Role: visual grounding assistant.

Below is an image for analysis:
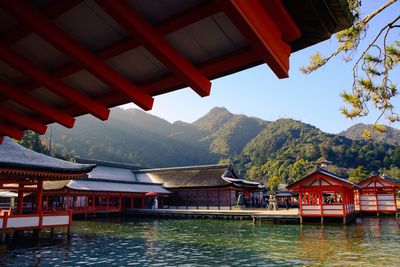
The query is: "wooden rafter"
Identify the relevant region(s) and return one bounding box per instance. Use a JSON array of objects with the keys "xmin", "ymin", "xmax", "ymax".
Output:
[
  {"xmin": 2, "ymin": 0, "xmax": 82, "ymax": 44},
  {"xmin": 0, "ymin": 80, "xmax": 75, "ymax": 128},
  {"xmin": 0, "ymin": 123, "xmax": 24, "ymax": 139},
  {"xmin": 0, "ymin": 105, "xmax": 47, "ymax": 134},
  {"xmin": 38, "ymin": 48, "xmax": 260, "ymax": 123},
  {"xmin": 259, "ymin": 0, "xmax": 301, "ymax": 43},
  {"xmin": 0, "ymin": 1, "xmax": 220, "ymax": 103},
  {"xmin": 217, "ymin": 0, "xmax": 292, "ymax": 78},
  {"xmin": 96, "ymin": 0, "xmax": 211, "ymax": 97},
  {"xmin": 0, "ymin": 41, "xmax": 110, "ymax": 121},
  {"xmin": 1, "ymin": 0, "xmax": 154, "ymax": 111}
]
